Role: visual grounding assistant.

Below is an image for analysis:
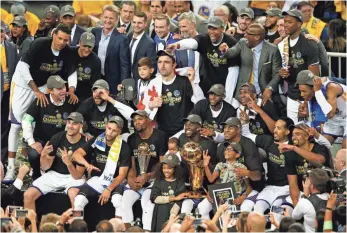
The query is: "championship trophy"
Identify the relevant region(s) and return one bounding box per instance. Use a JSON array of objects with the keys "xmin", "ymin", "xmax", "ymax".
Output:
[
  {"xmin": 181, "ymin": 141, "xmax": 205, "ymax": 198},
  {"xmin": 137, "ymin": 143, "xmax": 152, "ymax": 175}
]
